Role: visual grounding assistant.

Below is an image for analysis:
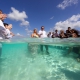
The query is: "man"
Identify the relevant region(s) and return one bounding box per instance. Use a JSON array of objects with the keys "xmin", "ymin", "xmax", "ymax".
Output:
[
  {"xmin": 38, "ymin": 26, "xmax": 47, "ymax": 38},
  {"xmin": 0, "ymin": 10, "xmax": 7, "ymax": 57},
  {"xmin": 0, "ymin": 10, "xmax": 7, "ymax": 39},
  {"xmin": 38, "ymin": 26, "xmax": 49, "ymax": 54},
  {"xmin": 66, "ymin": 27, "xmax": 72, "ymax": 37}
]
